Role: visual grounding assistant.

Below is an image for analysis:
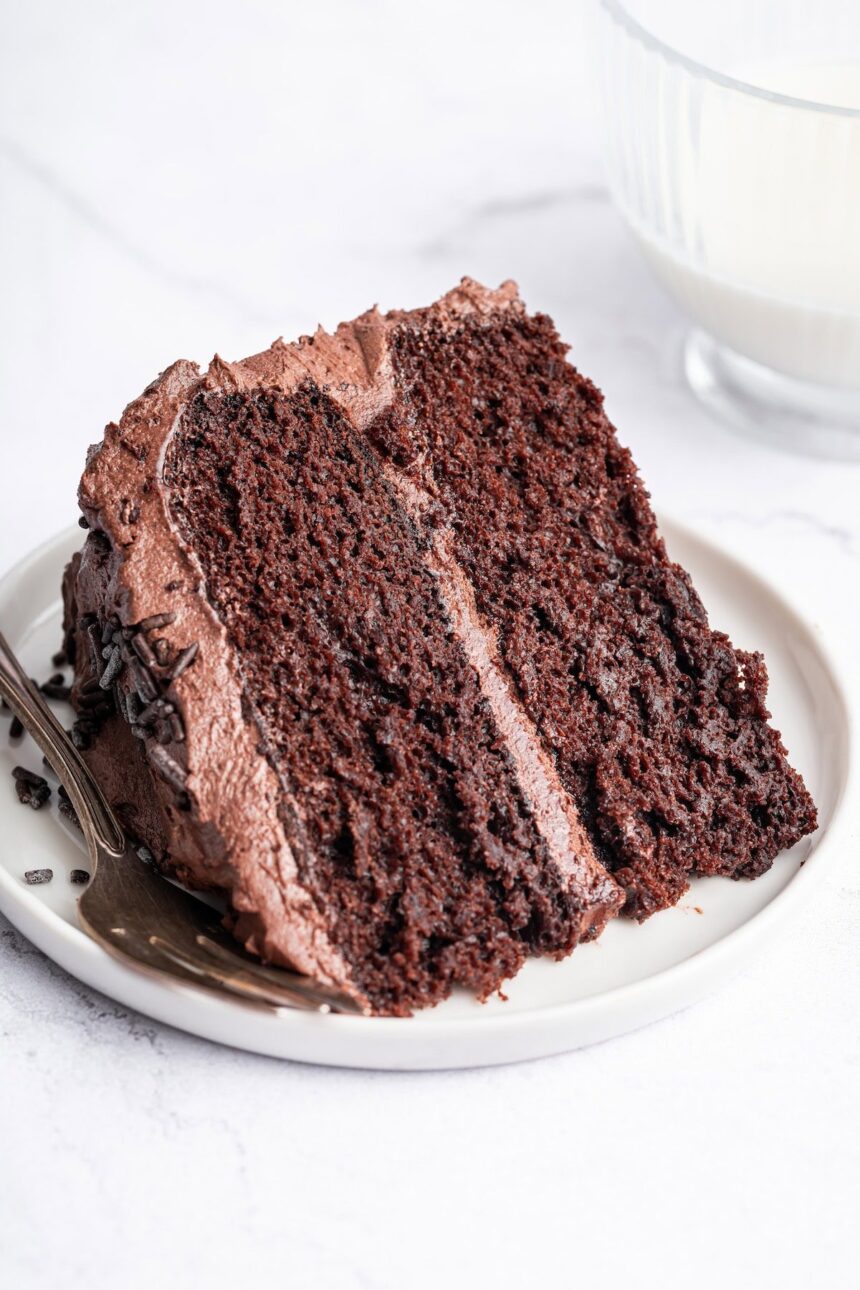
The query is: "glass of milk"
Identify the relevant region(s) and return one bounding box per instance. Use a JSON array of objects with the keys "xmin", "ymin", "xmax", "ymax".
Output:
[{"xmin": 597, "ymin": 0, "xmax": 860, "ymax": 459}]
